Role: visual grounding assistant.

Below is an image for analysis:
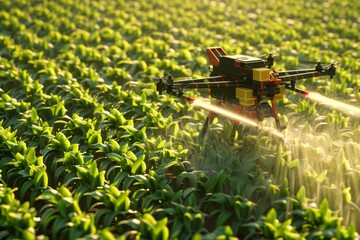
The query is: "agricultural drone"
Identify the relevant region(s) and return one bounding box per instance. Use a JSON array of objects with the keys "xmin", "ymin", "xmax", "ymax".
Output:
[{"xmin": 156, "ymin": 47, "xmax": 336, "ymax": 135}]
